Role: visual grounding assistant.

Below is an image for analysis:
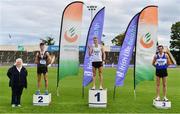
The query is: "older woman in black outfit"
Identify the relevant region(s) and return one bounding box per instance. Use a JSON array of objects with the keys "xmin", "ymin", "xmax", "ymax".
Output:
[{"xmin": 7, "ymin": 58, "xmax": 28, "ymax": 107}]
